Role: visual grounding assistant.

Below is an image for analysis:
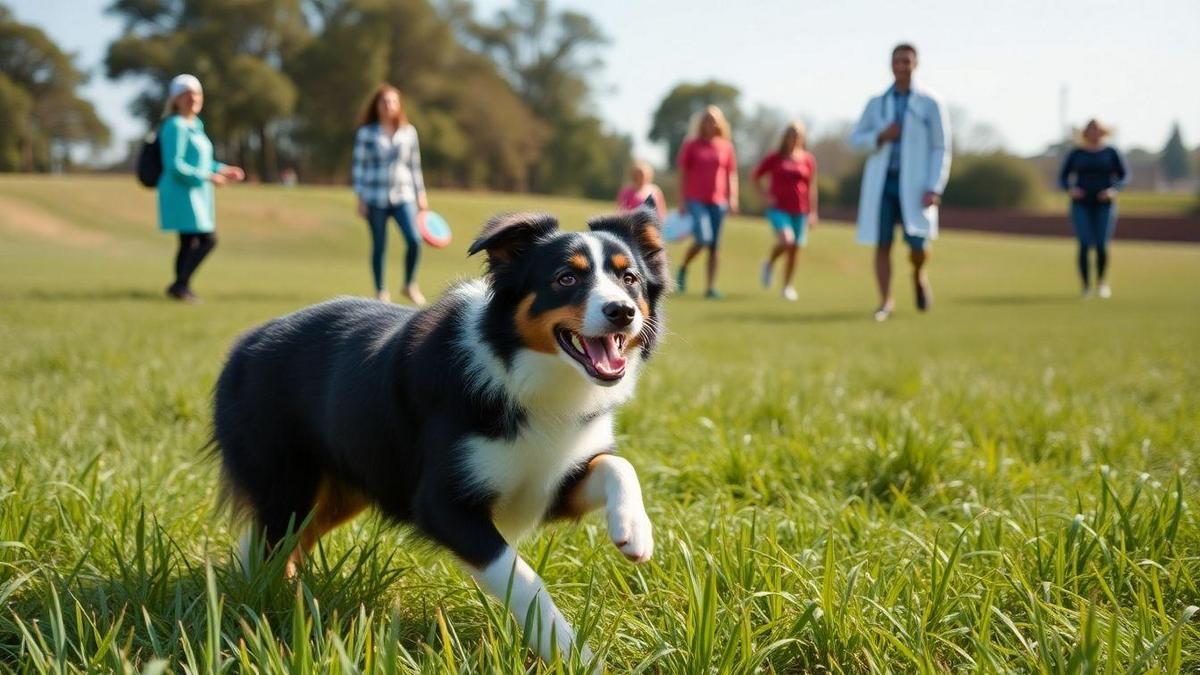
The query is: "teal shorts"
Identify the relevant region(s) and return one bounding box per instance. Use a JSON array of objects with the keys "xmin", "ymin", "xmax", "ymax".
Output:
[{"xmin": 767, "ymin": 208, "xmax": 808, "ymax": 246}]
